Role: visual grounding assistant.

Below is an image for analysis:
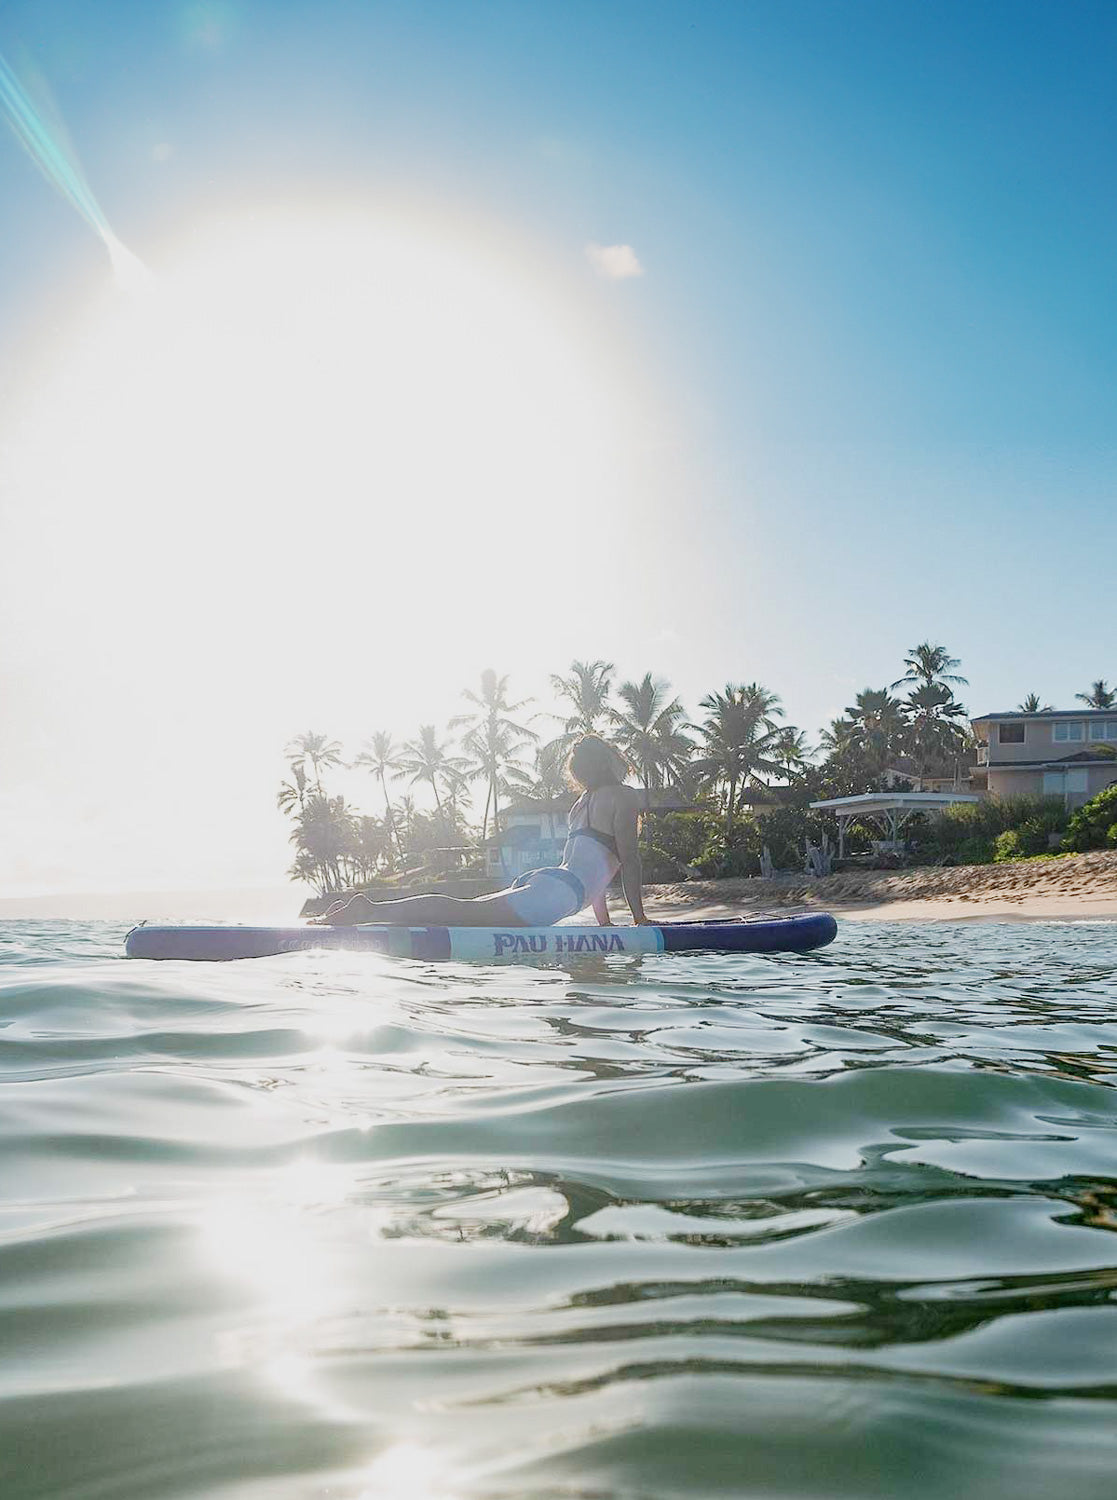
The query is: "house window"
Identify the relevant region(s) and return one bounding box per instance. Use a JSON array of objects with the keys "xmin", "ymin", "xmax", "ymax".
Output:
[
  {"xmin": 1053, "ymin": 722, "xmax": 1084, "ymax": 742},
  {"xmin": 1045, "ymin": 770, "xmax": 1090, "ymax": 794},
  {"xmin": 1088, "ymin": 720, "xmax": 1117, "ymax": 741},
  {"xmin": 997, "ymin": 723, "xmax": 1025, "ymax": 744}
]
